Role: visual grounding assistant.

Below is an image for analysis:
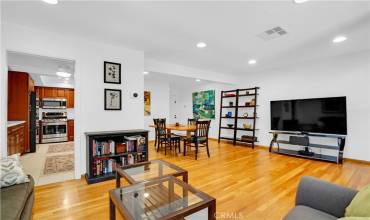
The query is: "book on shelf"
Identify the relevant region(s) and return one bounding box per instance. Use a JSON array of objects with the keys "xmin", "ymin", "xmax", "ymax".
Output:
[
  {"xmin": 92, "ymin": 140, "xmax": 115, "ymax": 156},
  {"xmin": 93, "ymin": 158, "xmax": 116, "ymax": 176},
  {"xmin": 91, "ymin": 135, "xmax": 147, "ymax": 173},
  {"xmin": 119, "ymin": 153, "xmax": 147, "ymax": 166},
  {"xmin": 92, "ymin": 135, "xmax": 147, "ymax": 157}
]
